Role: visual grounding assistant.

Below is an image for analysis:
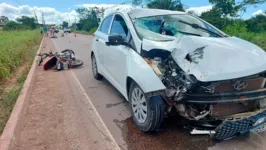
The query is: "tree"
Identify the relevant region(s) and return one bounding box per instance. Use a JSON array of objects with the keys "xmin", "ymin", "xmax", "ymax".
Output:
[
  {"xmin": 16, "ymin": 16, "xmax": 37, "ymax": 29},
  {"xmin": 75, "ymin": 8, "xmax": 99, "ymax": 32},
  {"xmin": 209, "ymin": 0, "xmax": 266, "ymax": 17},
  {"xmin": 245, "ymin": 14, "xmax": 266, "ymax": 32},
  {"xmin": 132, "ymin": 0, "xmax": 184, "ymax": 11},
  {"xmin": 132, "ymin": 0, "xmax": 143, "ymax": 6},
  {"xmin": 3, "ymin": 21, "xmax": 26, "ymax": 30},
  {"xmin": 200, "ymin": 8, "xmax": 228, "ymax": 30},
  {"xmin": 0, "ymin": 16, "xmax": 9, "ymax": 24},
  {"xmin": 62, "ymin": 21, "xmax": 69, "ymax": 28},
  {"xmin": 209, "ymin": 0, "xmax": 237, "ymax": 17}
]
